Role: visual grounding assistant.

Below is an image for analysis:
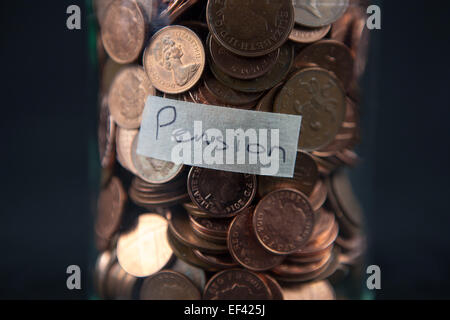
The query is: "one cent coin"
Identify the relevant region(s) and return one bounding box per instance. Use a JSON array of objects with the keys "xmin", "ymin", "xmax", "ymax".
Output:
[
  {"xmin": 253, "ymin": 189, "xmax": 315, "ymax": 255},
  {"xmin": 108, "ymin": 66, "xmax": 155, "ymax": 129},
  {"xmin": 294, "ymin": 40, "xmax": 355, "ymax": 89},
  {"xmin": 206, "ymin": 0, "xmax": 294, "ymax": 57},
  {"xmin": 203, "ymin": 71, "xmax": 263, "ymax": 106},
  {"xmin": 260, "ymin": 274, "xmax": 284, "ymax": 300},
  {"xmin": 131, "ymin": 135, "xmax": 184, "ymax": 184},
  {"xmin": 115, "ymin": 127, "xmax": 139, "ymax": 174},
  {"xmin": 203, "ymin": 269, "xmax": 272, "ymax": 300},
  {"xmin": 209, "ymin": 43, "xmax": 294, "ymax": 93},
  {"xmin": 96, "ymin": 177, "xmax": 127, "ymax": 240},
  {"xmin": 187, "ymin": 167, "xmax": 257, "ymax": 218},
  {"xmin": 289, "ymin": 24, "xmax": 331, "ymax": 43},
  {"xmin": 209, "ymin": 35, "xmax": 280, "ymax": 80},
  {"xmin": 140, "ymin": 270, "xmax": 201, "ymax": 300},
  {"xmin": 274, "ymin": 67, "xmax": 346, "ymax": 151},
  {"xmin": 228, "ymin": 211, "xmax": 285, "ymax": 271},
  {"xmin": 168, "ymin": 207, "xmax": 229, "ymax": 253},
  {"xmin": 143, "ymin": 25, "xmax": 206, "ymax": 94},
  {"xmin": 117, "ymin": 214, "xmax": 173, "ymax": 277},
  {"xmin": 293, "ymin": 0, "xmax": 349, "ymax": 28},
  {"xmin": 101, "ymin": 0, "xmax": 147, "ymax": 64}
]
